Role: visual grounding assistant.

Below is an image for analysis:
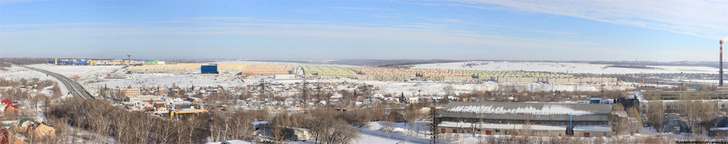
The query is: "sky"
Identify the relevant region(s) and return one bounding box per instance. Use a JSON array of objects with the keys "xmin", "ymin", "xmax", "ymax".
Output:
[{"xmin": 1, "ymin": 0, "xmax": 727, "ymax": 61}]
